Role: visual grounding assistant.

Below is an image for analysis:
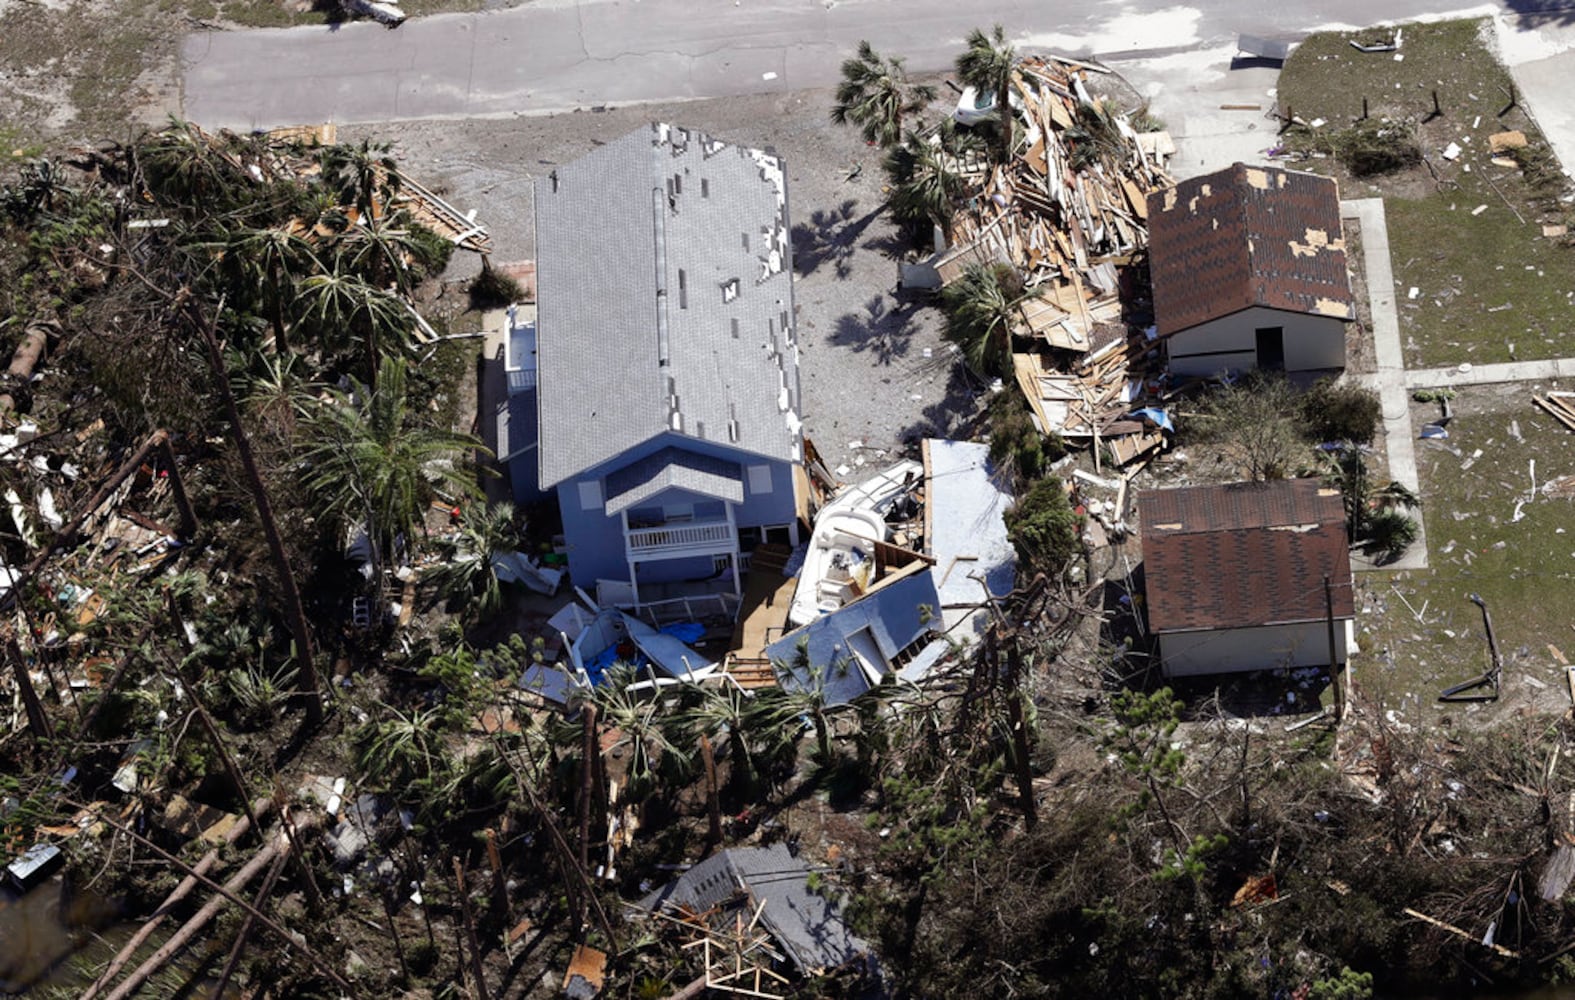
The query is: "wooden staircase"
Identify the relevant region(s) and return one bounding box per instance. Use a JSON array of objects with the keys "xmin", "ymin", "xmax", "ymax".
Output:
[
  {"xmin": 721, "ymin": 543, "xmax": 796, "ymax": 691},
  {"xmin": 722, "ymin": 654, "xmax": 780, "ymax": 690}
]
